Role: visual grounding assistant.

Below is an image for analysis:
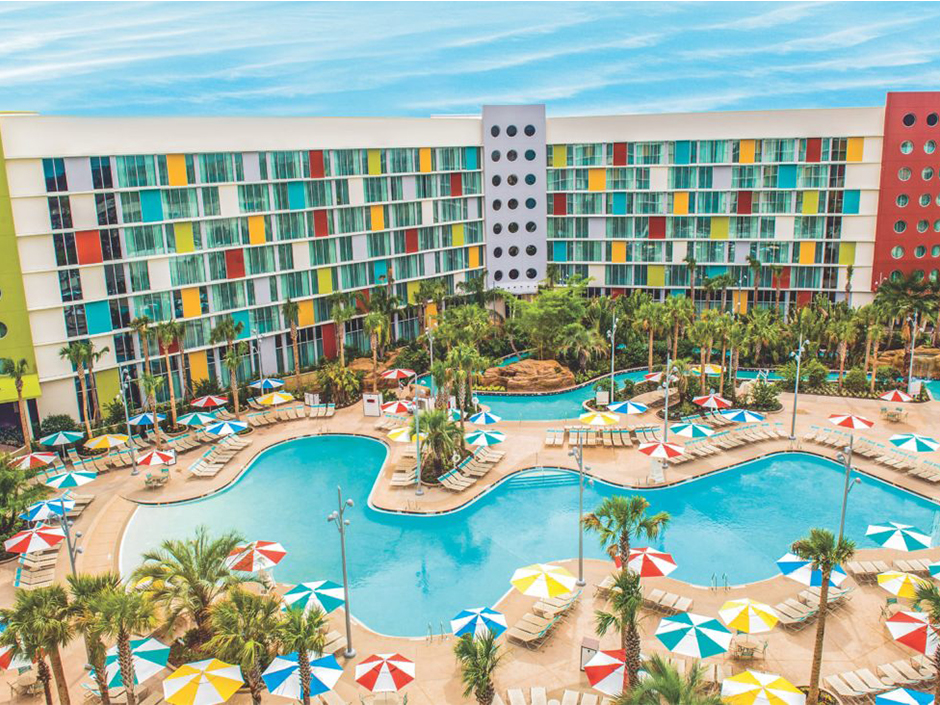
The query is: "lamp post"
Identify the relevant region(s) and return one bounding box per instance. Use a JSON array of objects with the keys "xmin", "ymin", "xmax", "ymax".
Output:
[
  {"xmin": 413, "ymin": 374, "xmax": 423, "ymax": 497},
  {"xmin": 252, "ymin": 327, "xmax": 264, "ymax": 379},
  {"xmin": 427, "ymin": 329, "xmax": 435, "ymax": 404},
  {"xmin": 327, "ymin": 487, "xmax": 356, "ymax": 659},
  {"xmin": 660, "ymin": 358, "xmax": 680, "ymax": 472},
  {"xmin": 607, "ymin": 311, "xmax": 617, "ymax": 401},
  {"xmin": 789, "ymin": 334, "xmax": 806, "ymax": 441},
  {"xmin": 568, "ymin": 435, "xmax": 590, "ymax": 587},
  {"xmin": 835, "ymin": 439, "xmax": 861, "ymax": 542},
  {"xmin": 907, "ymin": 311, "xmax": 919, "ymax": 396},
  {"xmin": 120, "ymin": 371, "xmax": 140, "ymax": 476}
]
